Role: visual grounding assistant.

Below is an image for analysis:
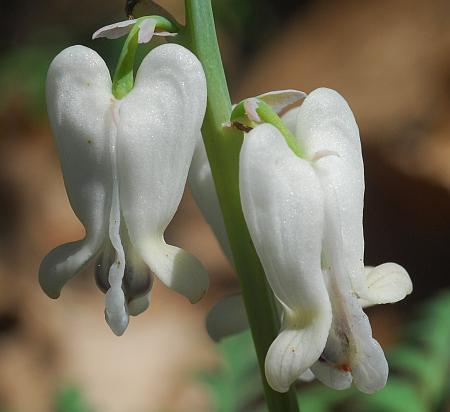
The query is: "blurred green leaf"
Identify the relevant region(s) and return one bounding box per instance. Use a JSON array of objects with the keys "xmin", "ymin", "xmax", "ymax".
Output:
[
  {"xmin": 201, "ymin": 330, "xmax": 264, "ymax": 412},
  {"xmin": 55, "ymin": 386, "xmax": 95, "ymax": 412},
  {"xmin": 0, "ymin": 45, "xmax": 59, "ymax": 116},
  {"xmin": 201, "ymin": 291, "xmax": 450, "ymax": 412}
]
